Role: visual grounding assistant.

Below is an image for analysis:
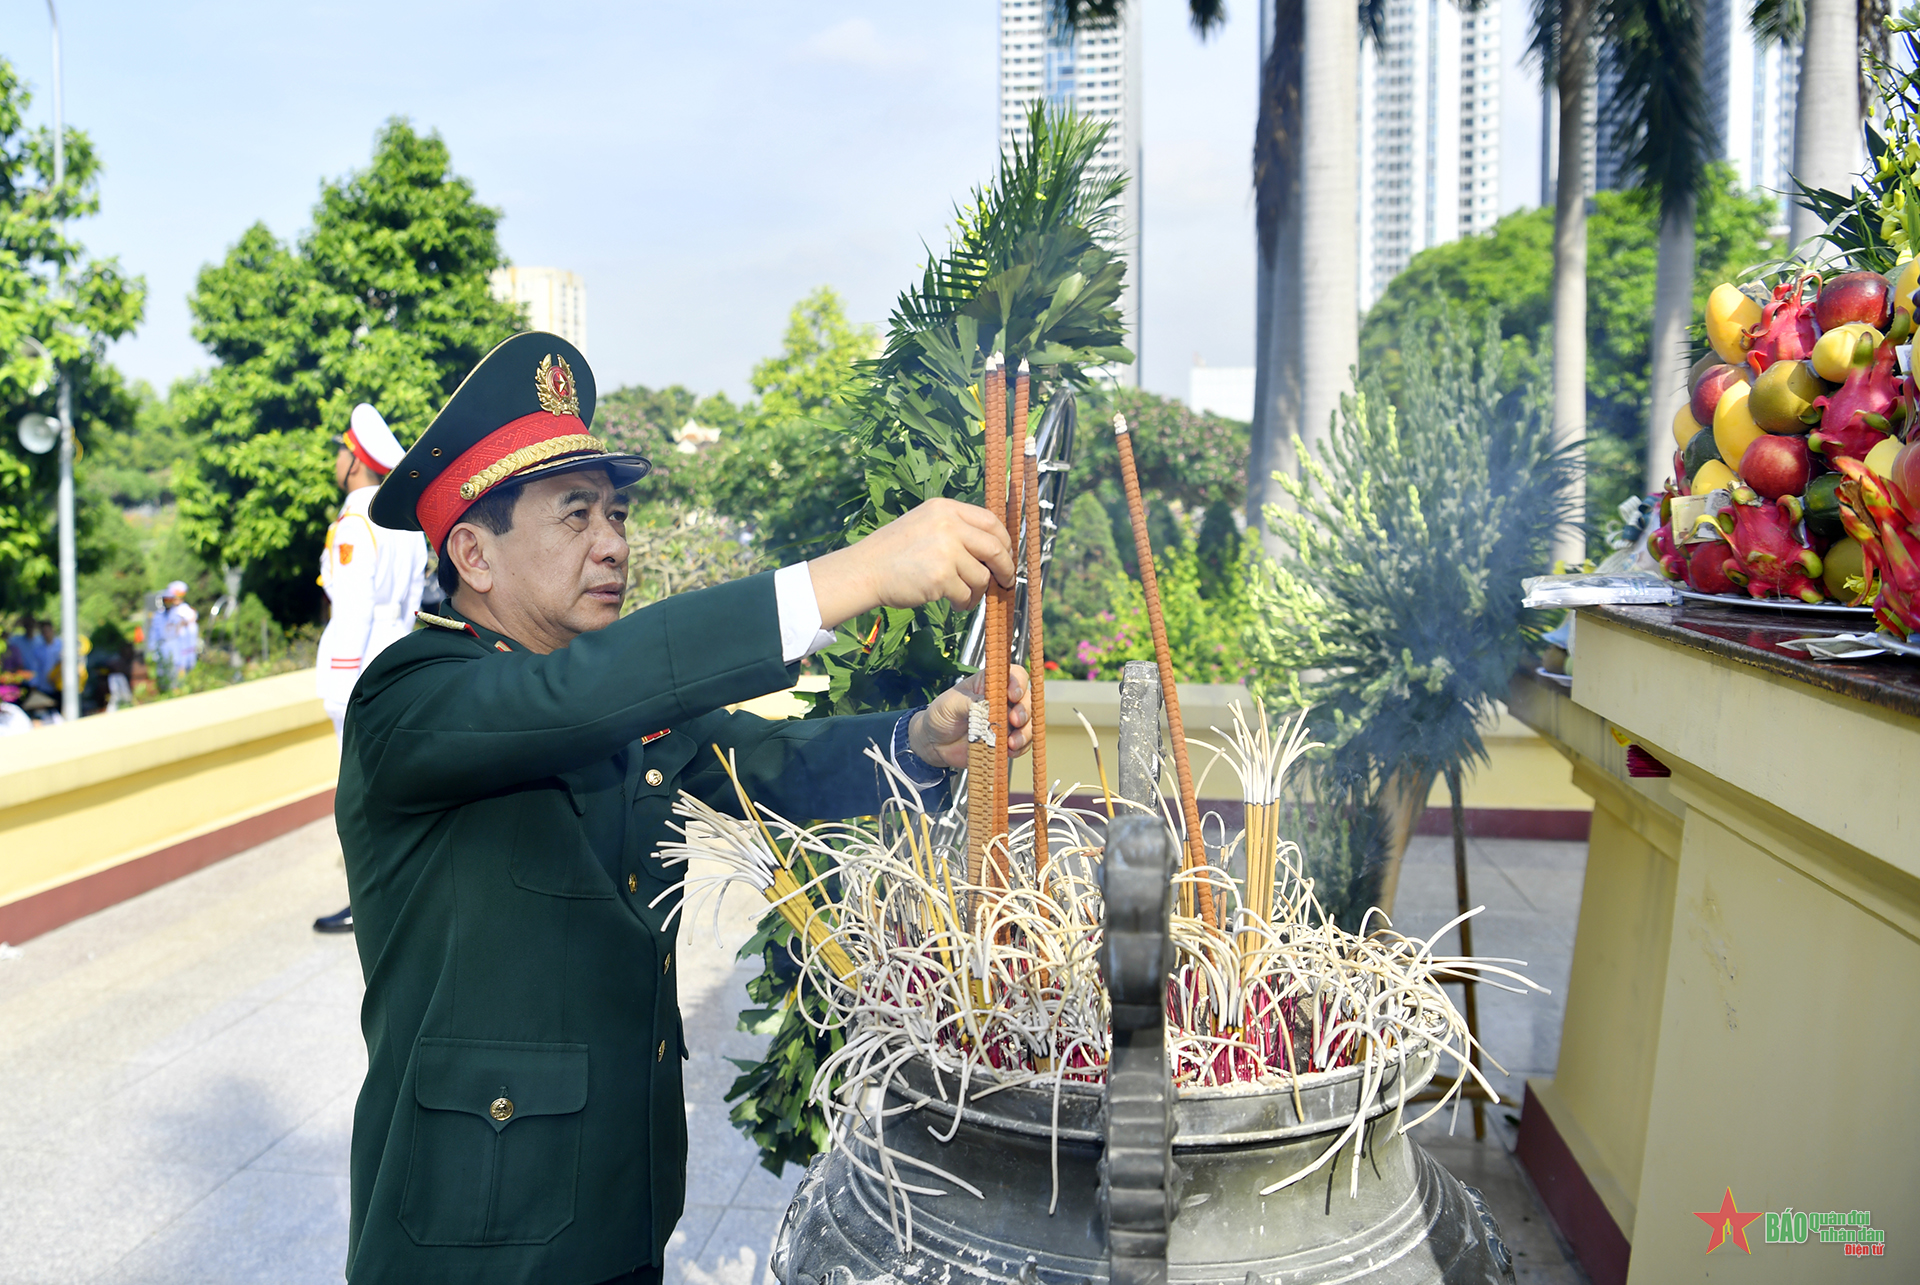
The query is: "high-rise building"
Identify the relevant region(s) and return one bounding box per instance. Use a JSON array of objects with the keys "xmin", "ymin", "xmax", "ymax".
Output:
[
  {"xmin": 490, "ymin": 267, "xmax": 589, "ymax": 352},
  {"xmin": 998, "ymin": 0, "xmax": 1142, "ymax": 383},
  {"xmin": 1358, "ymin": 0, "xmax": 1504, "ymax": 310},
  {"xmin": 1701, "ymin": 0, "xmax": 1799, "ymax": 225}
]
